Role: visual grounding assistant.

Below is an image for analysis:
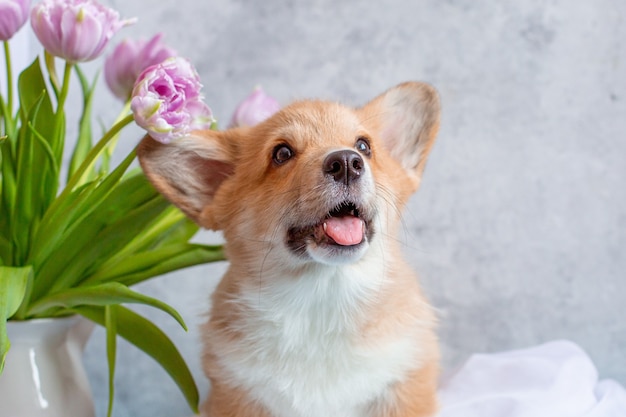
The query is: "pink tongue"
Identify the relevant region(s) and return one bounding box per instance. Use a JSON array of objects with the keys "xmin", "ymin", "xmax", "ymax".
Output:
[{"xmin": 324, "ymin": 216, "xmax": 364, "ymax": 246}]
